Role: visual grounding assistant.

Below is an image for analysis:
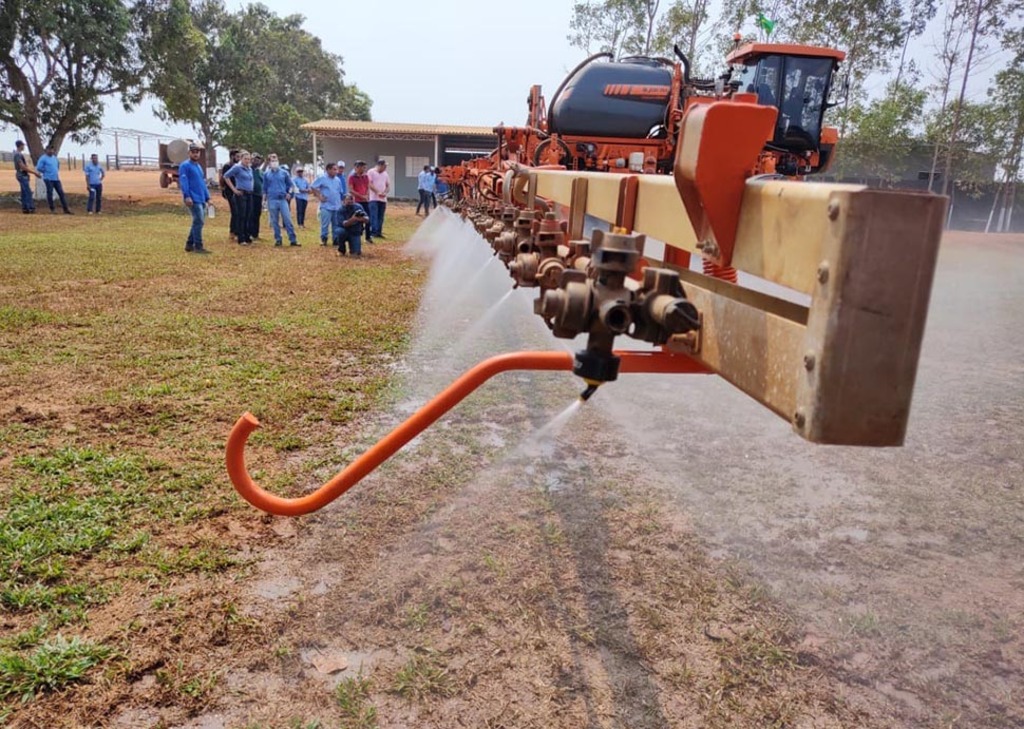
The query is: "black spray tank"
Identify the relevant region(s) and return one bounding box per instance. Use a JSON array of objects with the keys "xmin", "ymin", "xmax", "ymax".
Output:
[{"xmin": 549, "ymin": 55, "xmax": 673, "ymax": 139}]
